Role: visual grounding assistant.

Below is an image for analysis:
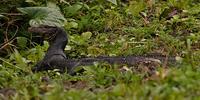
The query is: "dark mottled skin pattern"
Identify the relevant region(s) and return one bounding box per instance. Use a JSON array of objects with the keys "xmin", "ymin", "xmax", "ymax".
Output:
[
  {"xmin": 29, "ymin": 26, "xmax": 71, "ymax": 72},
  {"xmin": 29, "ymin": 26, "xmax": 176, "ymax": 74}
]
